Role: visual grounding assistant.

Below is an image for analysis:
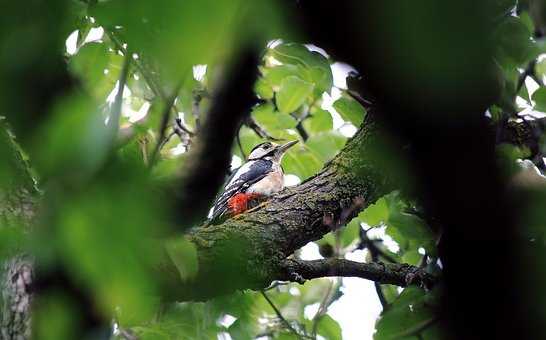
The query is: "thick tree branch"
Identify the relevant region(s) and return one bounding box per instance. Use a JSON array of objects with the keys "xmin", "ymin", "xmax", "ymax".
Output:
[
  {"xmin": 157, "ymin": 115, "xmax": 400, "ymax": 301},
  {"xmin": 279, "ymin": 259, "xmax": 436, "ymax": 289}
]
